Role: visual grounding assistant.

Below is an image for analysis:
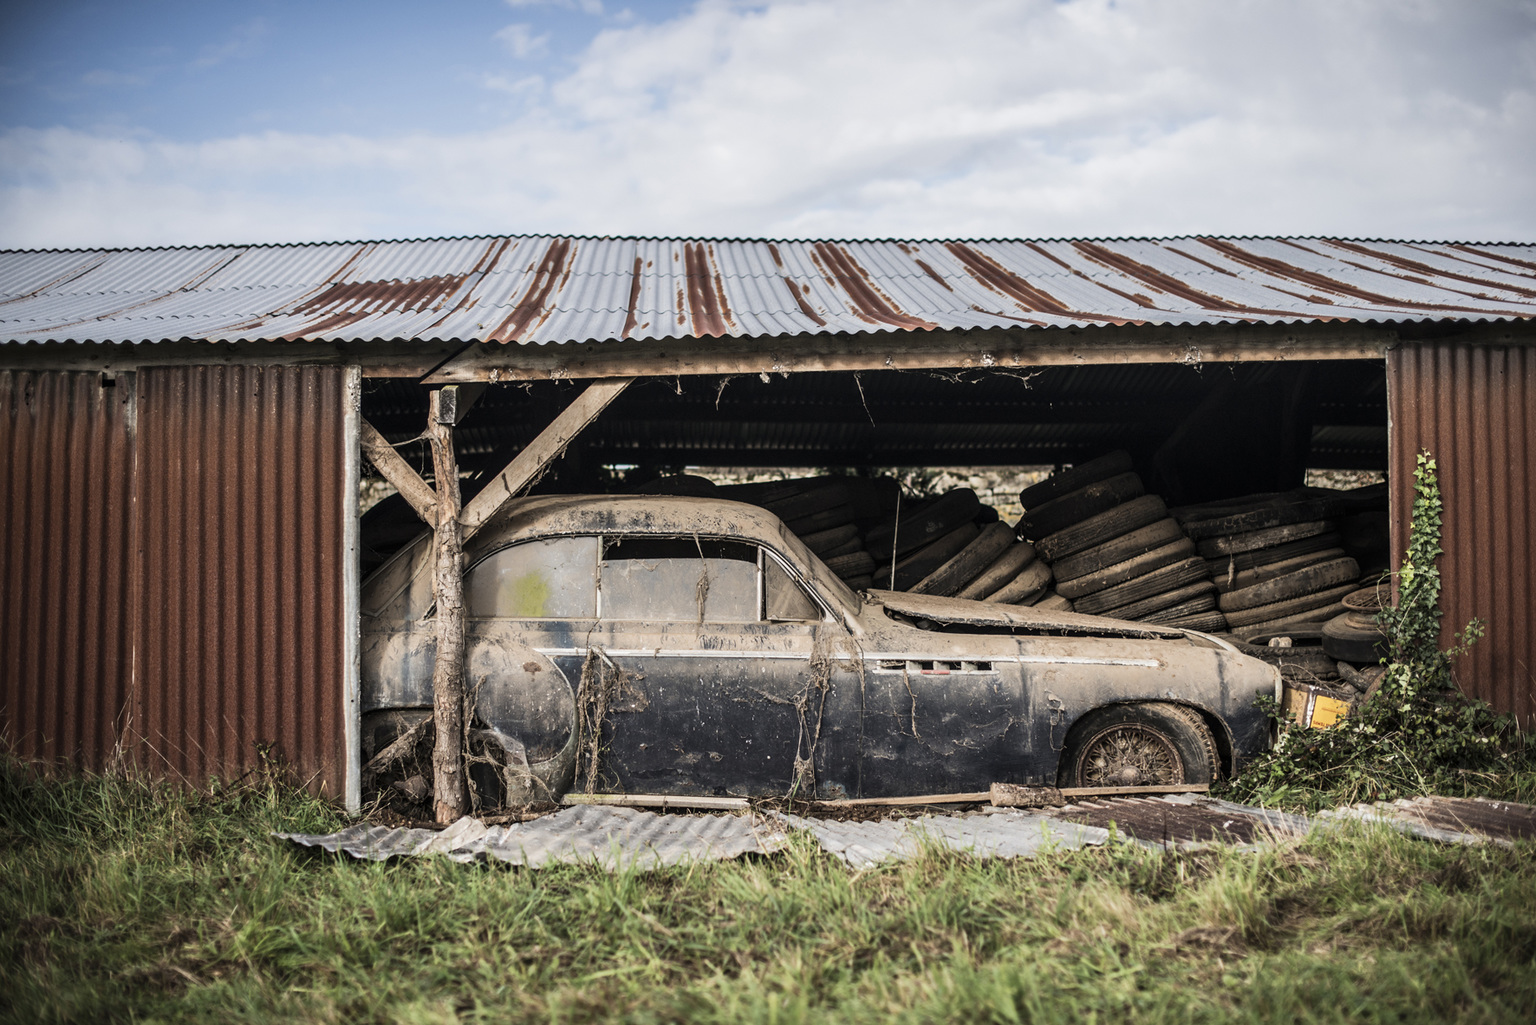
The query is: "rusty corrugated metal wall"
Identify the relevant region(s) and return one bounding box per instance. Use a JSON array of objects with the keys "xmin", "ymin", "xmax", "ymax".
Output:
[
  {"xmin": 1, "ymin": 366, "xmax": 348, "ymax": 793},
  {"xmin": 1388, "ymin": 341, "xmax": 1536, "ymax": 725},
  {"xmin": 1, "ymin": 371, "xmax": 136, "ymax": 768}
]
